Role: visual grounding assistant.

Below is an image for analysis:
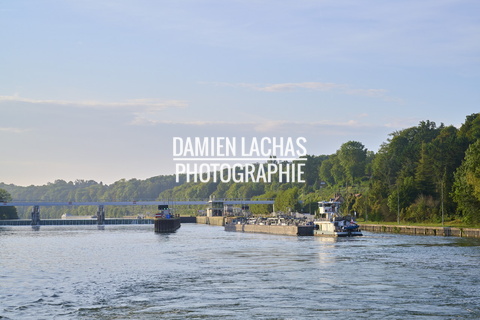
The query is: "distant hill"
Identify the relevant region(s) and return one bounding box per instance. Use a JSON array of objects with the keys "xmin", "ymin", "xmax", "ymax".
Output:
[{"xmin": 2, "ymin": 113, "xmax": 480, "ymax": 224}]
